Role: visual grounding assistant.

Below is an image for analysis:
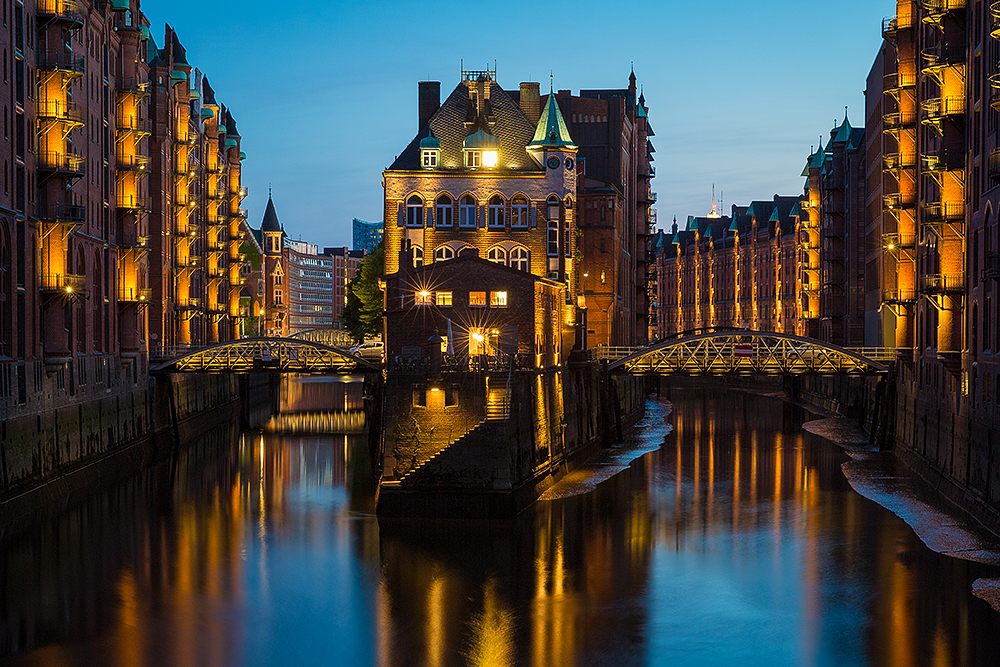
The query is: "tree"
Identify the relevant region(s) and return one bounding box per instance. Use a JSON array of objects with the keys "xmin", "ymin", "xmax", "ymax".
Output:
[{"xmin": 341, "ymin": 239, "xmax": 384, "ymax": 343}]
